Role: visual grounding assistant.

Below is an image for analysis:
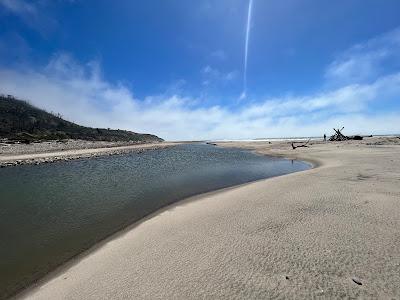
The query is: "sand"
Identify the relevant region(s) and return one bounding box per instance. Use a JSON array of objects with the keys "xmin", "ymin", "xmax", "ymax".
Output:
[
  {"xmin": 17, "ymin": 137, "xmax": 400, "ymax": 299},
  {"xmin": 0, "ymin": 140, "xmax": 180, "ymax": 167}
]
